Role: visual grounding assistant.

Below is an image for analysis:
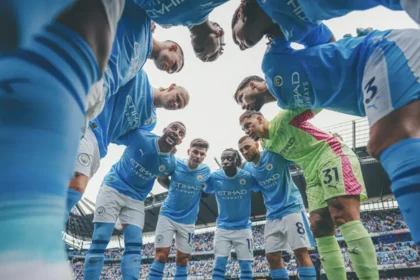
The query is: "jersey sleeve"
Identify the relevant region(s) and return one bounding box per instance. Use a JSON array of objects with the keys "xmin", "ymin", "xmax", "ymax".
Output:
[
  {"xmin": 299, "ymin": 23, "xmax": 333, "ymax": 47},
  {"xmin": 203, "ymin": 174, "xmax": 215, "ymax": 194}
]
